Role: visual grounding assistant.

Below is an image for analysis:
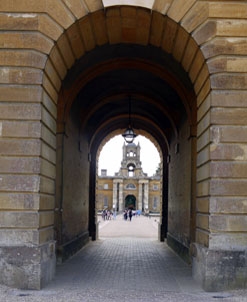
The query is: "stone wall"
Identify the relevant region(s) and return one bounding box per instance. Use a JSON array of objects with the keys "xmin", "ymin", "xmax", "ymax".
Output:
[
  {"xmin": 0, "ymin": 0, "xmax": 247, "ymax": 291},
  {"xmin": 57, "ymin": 109, "xmax": 90, "ymax": 262},
  {"xmin": 167, "ymin": 118, "xmax": 193, "ymax": 263}
]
